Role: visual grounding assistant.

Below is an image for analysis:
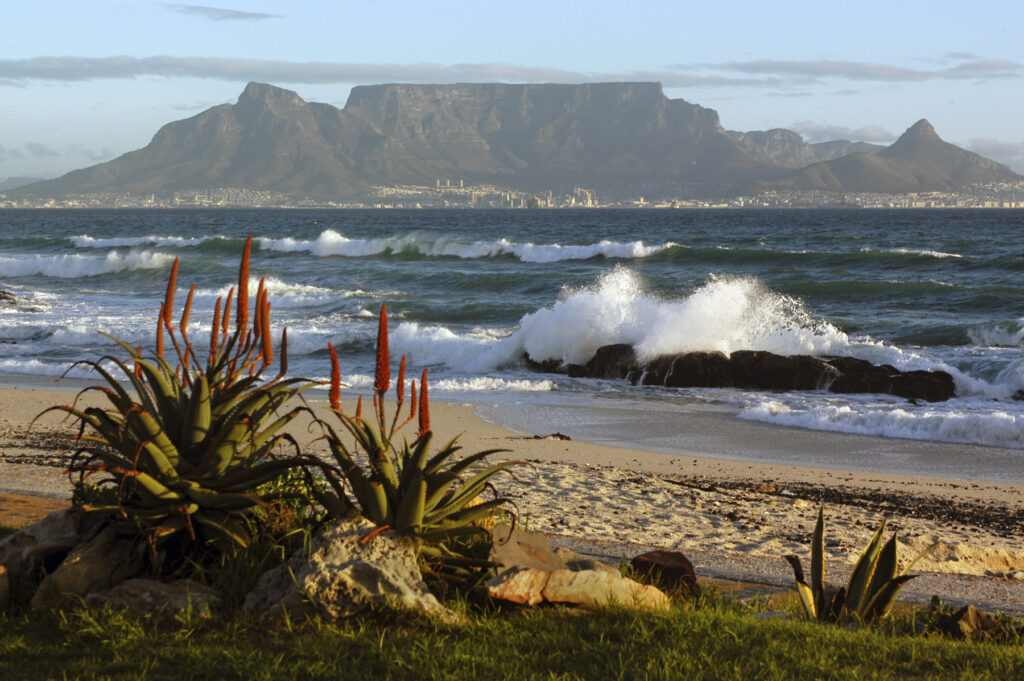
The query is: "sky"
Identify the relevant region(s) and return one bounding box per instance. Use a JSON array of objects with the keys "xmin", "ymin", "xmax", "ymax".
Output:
[{"xmin": 3, "ymin": 0, "xmax": 1024, "ymax": 180}]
